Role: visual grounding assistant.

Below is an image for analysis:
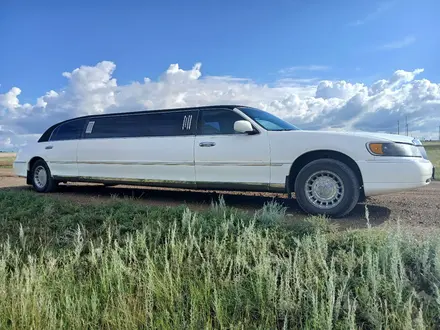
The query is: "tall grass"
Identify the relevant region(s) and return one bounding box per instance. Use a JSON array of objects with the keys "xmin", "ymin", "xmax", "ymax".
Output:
[{"xmin": 0, "ymin": 190, "xmax": 440, "ymax": 329}]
